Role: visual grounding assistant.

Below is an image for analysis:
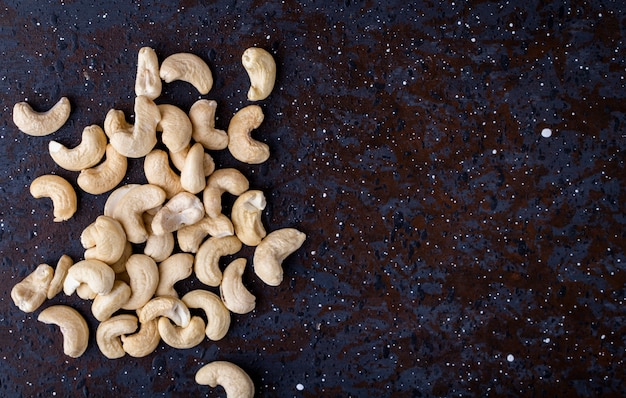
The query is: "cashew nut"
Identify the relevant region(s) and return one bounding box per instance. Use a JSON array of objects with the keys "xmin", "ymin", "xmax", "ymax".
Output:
[
  {"xmin": 170, "ymin": 144, "xmax": 215, "ymax": 176},
  {"xmin": 110, "ymin": 241, "xmax": 132, "ymax": 274},
  {"xmin": 189, "ymin": 99, "xmax": 228, "ymax": 150},
  {"xmin": 159, "ymin": 52, "xmax": 213, "ymax": 94},
  {"xmin": 158, "ymin": 316, "xmax": 206, "ymax": 349},
  {"xmin": 13, "ymin": 97, "xmax": 71, "ymax": 136},
  {"xmin": 30, "ymin": 174, "xmax": 77, "ymax": 222},
  {"xmin": 103, "ymin": 184, "xmax": 140, "ymax": 218},
  {"xmin": 231, "ymin": 190, "xmax": 267, "ymax": 246},
  {"xmin": 81, "ymin": 216, "xmax": 127, "ymax": 265},
  {"xmin": 157, "ymin": 104, "xmax": 192, "ymax": 153},
  {"xmin": 180, "ymin": 142, "xmax": 207, "ymax": 194},
  {"xmin": 11, "ymin": 263, "xmax": 54, "ymax": 313},
  {"xmin": 63, "ymin": 259, "xmax": 115, "ymax": 296},
  {"xmin": 96, "ymin": 314, "xmax": 138, "ymax": 359},
  {"xmin": 37, "ymin": 305, "xmax": 89, "ymax": 358},
  {"xmin": 91, "ymin": 280, "xmax": 132, "ymax": 322},
  {"xmin": 203, "ymin": 168, "xmax": 249, "ymax": 218},
  {"xmin": 77, "ymin": 144, "xmax": 128, "ymax": 195},
  {"xmin": 135, "ymin": 46, "xmax": 162, "ymax": 100},
  {"xmin": 220, "ymin": 258, "xmax": 255, "ymax": 314},
  {"xmin": 137, "ymin": 296, "xmax": 191, "ymax": 327},
  {"xmin": 182, "ymin": 290, "xmax": 230, "ymax": 341},
  {"xmin": 151, "ymin": 192, "xmax": 204, "ymax": 235},
  {"xmin": 121, "ymin": 254, "xmax": 159, "ymax": 310},
  {"xmin": 195, "ymin": 361, "xmax": 254, "ymax": 398},
  {"xmin": 156, "ymin": 253, "xmax": 194, "ymax": 298},
  {"xmin": 144, "ymin": 149, "xmax": 184, "ymax": 199},
  {"xmin": 47, "ymin": 254, "xmax": 73, "ymax": 299},
  {"xmin": 111, "ymin": 184, "xmax": 166, "ymax": 244},
  {"xmin": 253, "ymin": 228, "xmax": 306, "ymax": 286},
  {"xmin": 195, "ymin": 235, "xmax": 242, "ymax": 287},
  {"xmin": 121, "ymin": 318, "xmax": 160, "ymax": 358},
  {"xmin": 177, "ymin": 214, "xmax": 234, "ymax": 253},
  {"xmin": 107, "ymin": 95, "xmax": 161, "ymax": 158},
  {"xmin": 242, "ymin": 47, "xmax": 276, "ymax": 101},
  {"xmin": 143, "ymin": 212, "xmax": 175, "ymax": 262},
  {"xmin": 48, "ymin": 124, "xmax": 107, "ymax": 171},
  {"xmin": 227, "ymin": 105, "xmax": 269, "ymax": 164}
]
